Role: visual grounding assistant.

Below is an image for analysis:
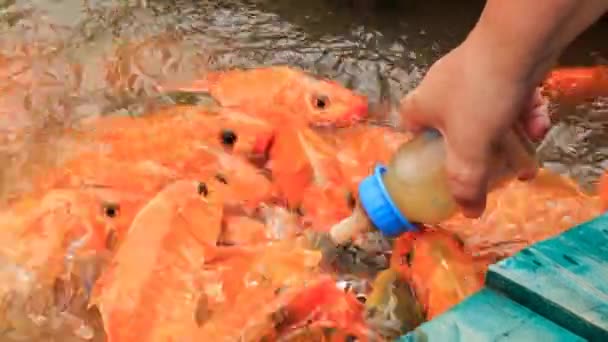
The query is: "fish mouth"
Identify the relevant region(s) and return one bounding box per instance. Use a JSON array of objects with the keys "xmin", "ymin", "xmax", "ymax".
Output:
[
  {"xmin": 340, "ymin": 101, "xmax": 370, "ymax": 126},
  {"xmin": 248, "ymin": 133, "xmax": 275, "ymax": 168},
  {"xmin": 311, "ymin": 100, "xmax": 370, "ymax": 128}
]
